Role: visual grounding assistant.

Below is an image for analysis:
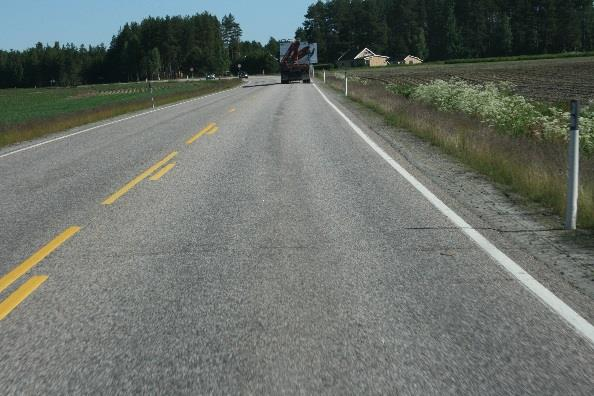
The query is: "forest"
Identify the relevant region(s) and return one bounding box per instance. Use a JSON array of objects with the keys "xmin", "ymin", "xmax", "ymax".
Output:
[
  {"xmin": 2, "ymin": 1, "xmax": 594, "ymax": 88},
  {"xmin": 297, "ymin": 0, "xmax": 594, "ymax": 63},
  {"xmin": 0, "ymin": 12, "xmax": 279, "ymax": 88}
]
